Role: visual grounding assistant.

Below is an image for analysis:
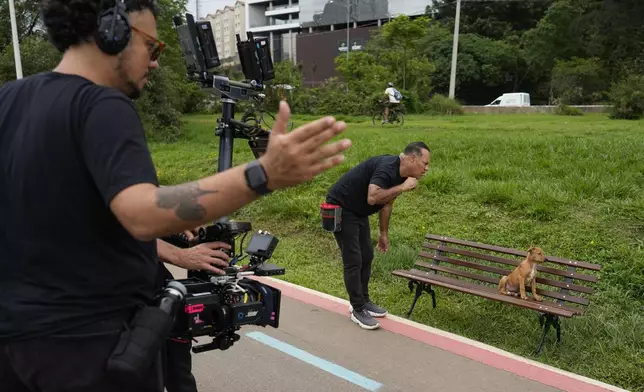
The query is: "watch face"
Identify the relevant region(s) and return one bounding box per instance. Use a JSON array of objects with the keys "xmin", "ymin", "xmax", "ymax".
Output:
[
  {"xmin": 246, "ymin": 161, "xmax": 269, "ymax": 194},
  {"xmin": 250, "ymin": 165, "xmax": 264, "ymax": 184}
]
